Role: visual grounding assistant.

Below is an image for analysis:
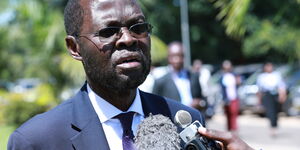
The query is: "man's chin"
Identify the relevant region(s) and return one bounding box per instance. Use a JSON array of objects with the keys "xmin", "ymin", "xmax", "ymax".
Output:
[
  {"xmin": 93, "ymin": 75, "xmax": 145, "ymax": 92},
  {"xmin": 118, "ymin": 74, "xmax": 146, "ymax": 89}
]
